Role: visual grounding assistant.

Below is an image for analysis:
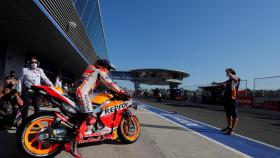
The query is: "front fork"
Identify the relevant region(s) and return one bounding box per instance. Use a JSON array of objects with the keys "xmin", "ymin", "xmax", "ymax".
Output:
[{"xmin": 123, "ymin": 110, "xmax": 136, "ymax": 136}]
